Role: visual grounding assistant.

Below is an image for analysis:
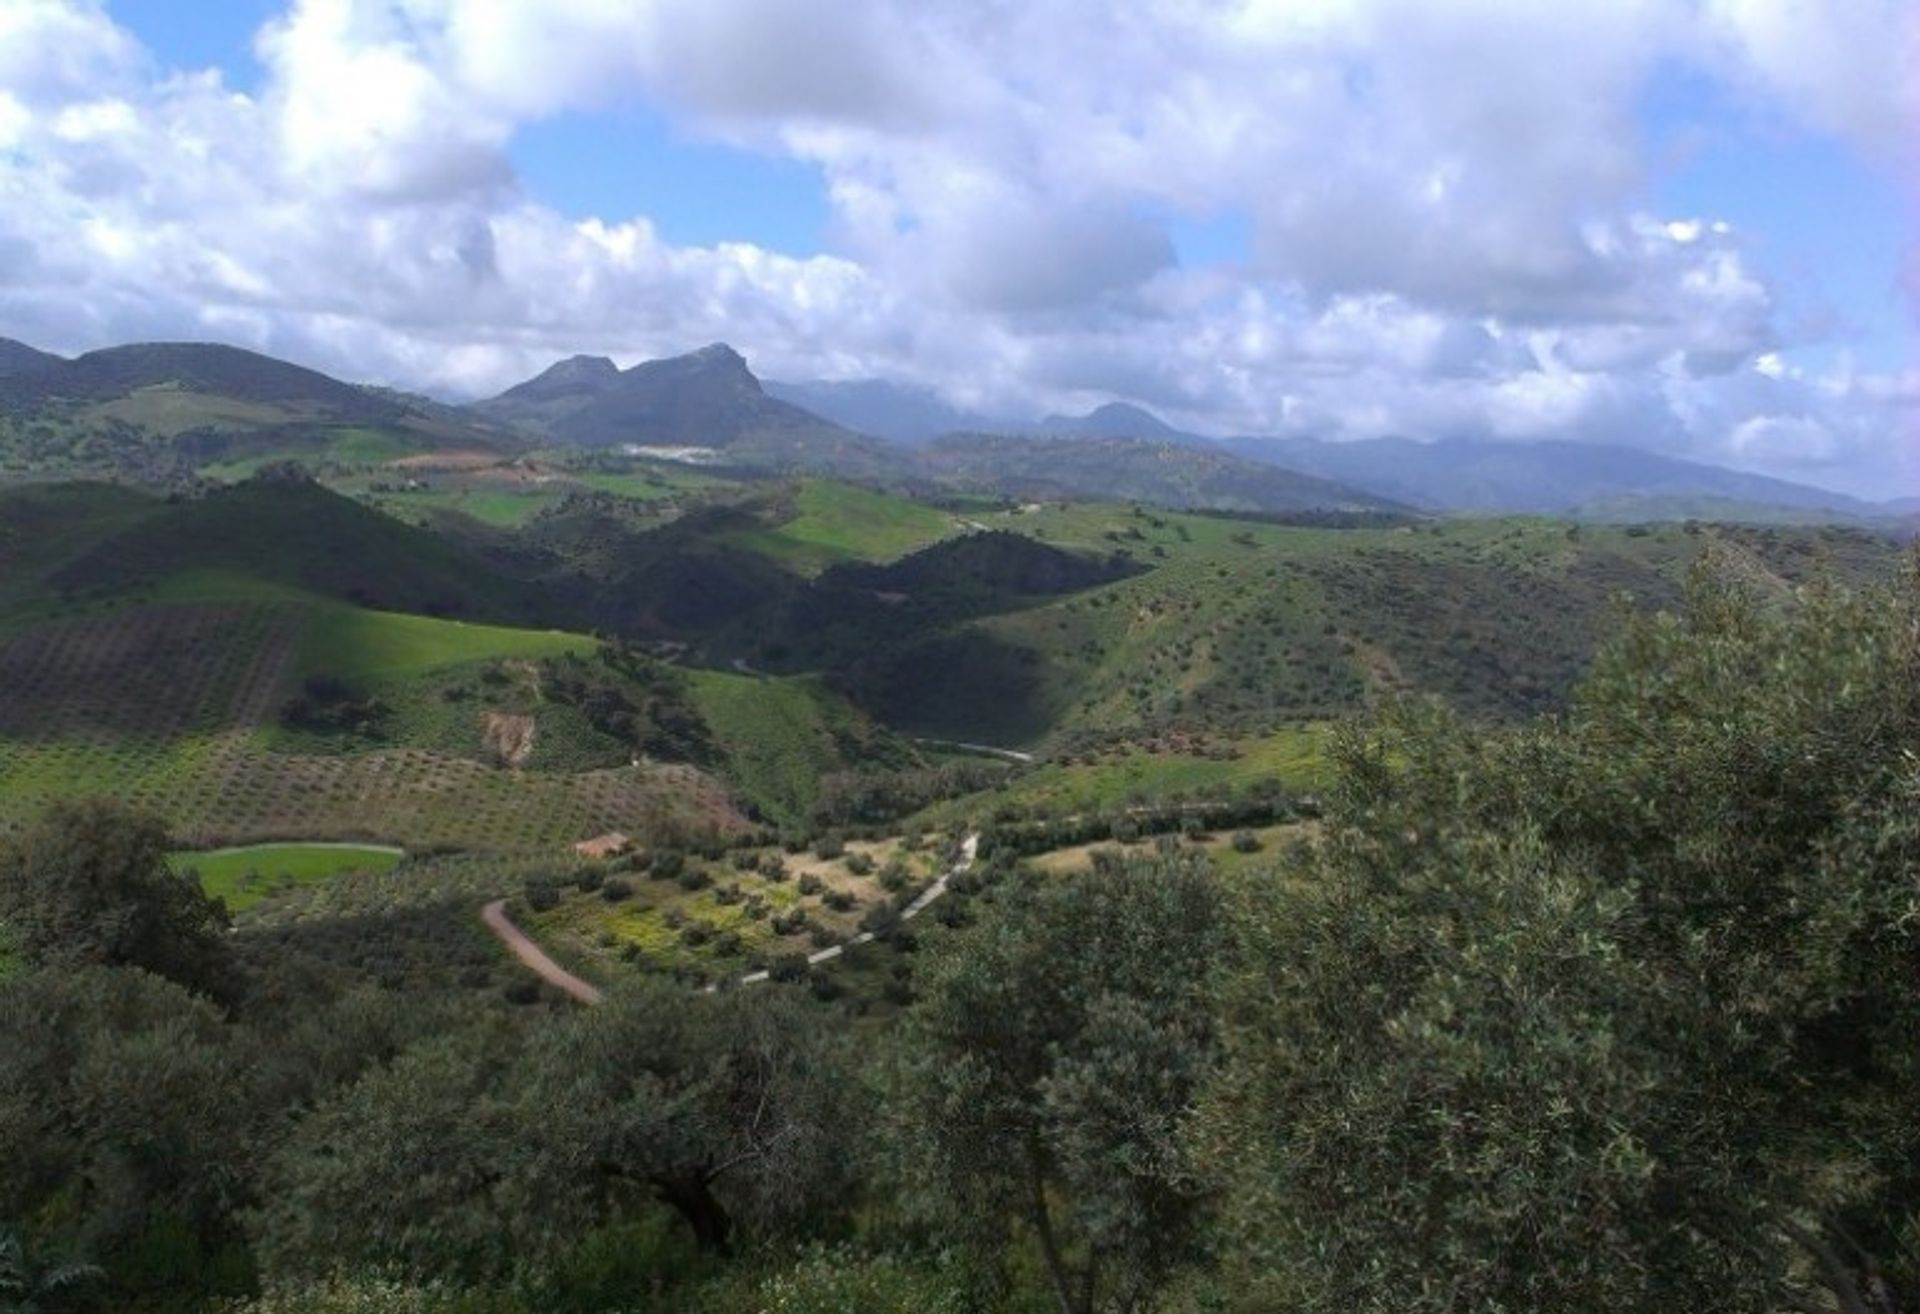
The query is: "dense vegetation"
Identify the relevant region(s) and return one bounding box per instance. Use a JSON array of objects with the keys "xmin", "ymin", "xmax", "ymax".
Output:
[{"xmin": 3, "ymin": 551, "xmax": 1914, "ymax": 1311}]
